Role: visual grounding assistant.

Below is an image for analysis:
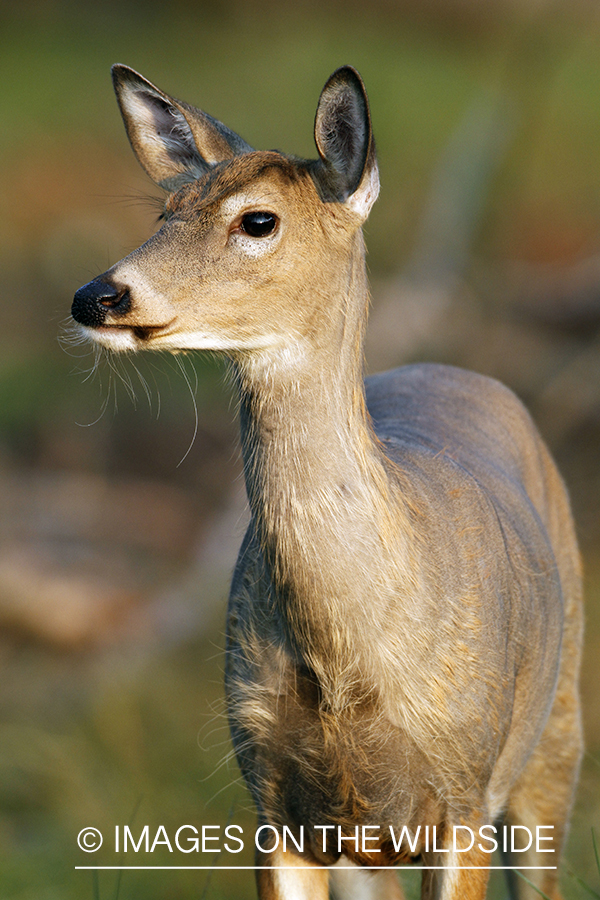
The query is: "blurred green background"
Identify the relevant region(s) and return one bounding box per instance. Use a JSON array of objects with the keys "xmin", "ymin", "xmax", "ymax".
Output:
[{"xmin": 1, "ymin": 0, "xmax": 600, "ymax": 897}]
